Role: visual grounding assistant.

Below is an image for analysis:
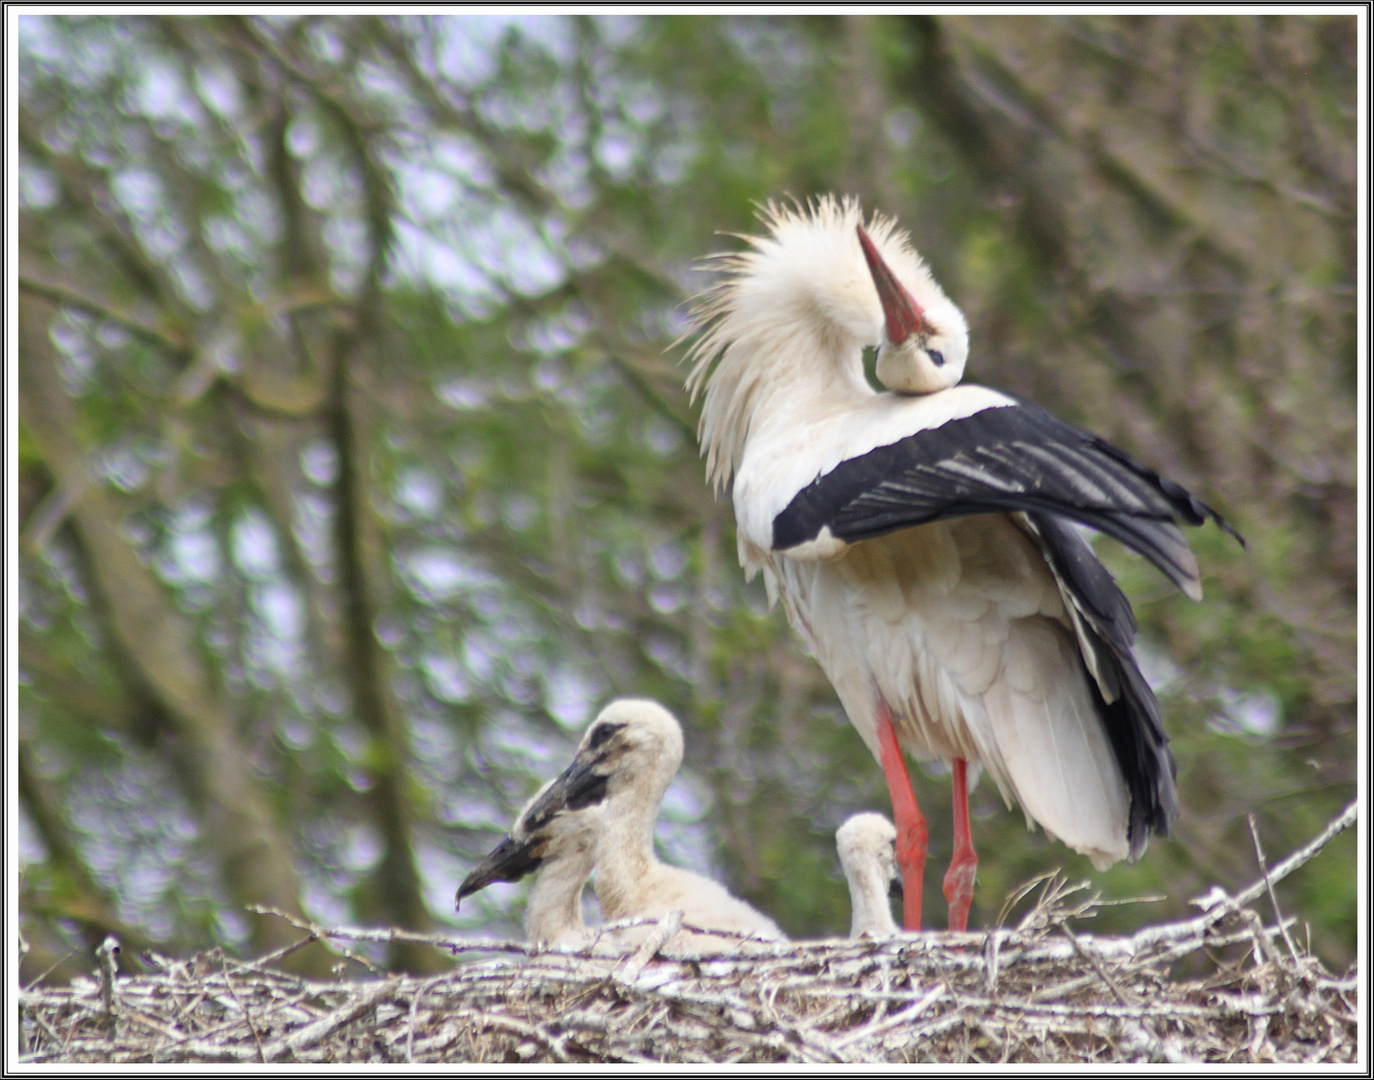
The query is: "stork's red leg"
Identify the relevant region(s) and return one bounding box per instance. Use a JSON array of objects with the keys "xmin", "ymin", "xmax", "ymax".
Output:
[
  {"xmin": 875, "ymin": 701, "xmax": 927, "ymax": 930},
  {"xmin": 943, "ymin": 757, "xmax": 978, "ymax": 932}
]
